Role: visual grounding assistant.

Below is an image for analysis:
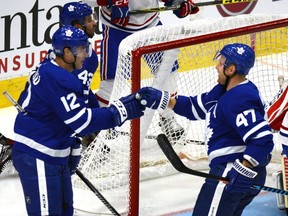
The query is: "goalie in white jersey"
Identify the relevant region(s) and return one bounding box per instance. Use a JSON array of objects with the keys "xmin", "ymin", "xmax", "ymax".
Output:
[
  {"xmin": 84, "ymin": 0, "xmax": 199, "ymax": 144},
  {"xmin": 137, "ymin": 43, "xmax": 274, "ymax": 215}
]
